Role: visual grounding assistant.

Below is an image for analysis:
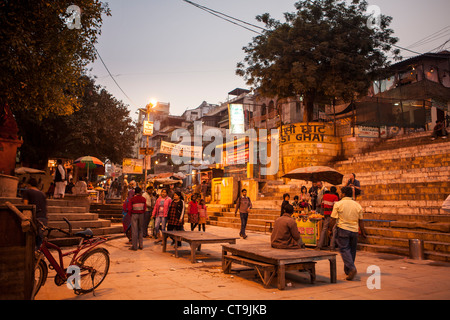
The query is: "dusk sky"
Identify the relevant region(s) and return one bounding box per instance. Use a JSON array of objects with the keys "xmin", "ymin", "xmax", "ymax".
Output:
[{"xmin": 88, "ymin": 0, "xmax": 450, "ymax": 119}]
